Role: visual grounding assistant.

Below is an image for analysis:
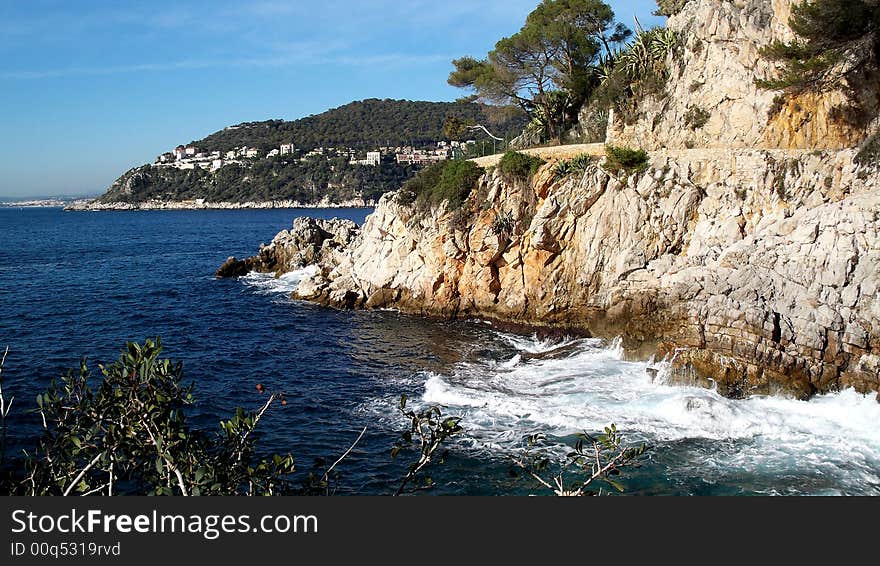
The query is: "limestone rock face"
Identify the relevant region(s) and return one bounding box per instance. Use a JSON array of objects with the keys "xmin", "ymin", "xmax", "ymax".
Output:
[
  {"xmin": 290, "ymin": 149, "xmax": 880, "ymax": 398},
  {"xmin": 215, "ymin": 217, "xmax": 359, "ymax": 278},
  {"xmin": 606, "ymin": 0, "xmax": 878, "ymax": 150}
]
